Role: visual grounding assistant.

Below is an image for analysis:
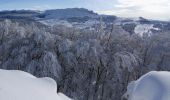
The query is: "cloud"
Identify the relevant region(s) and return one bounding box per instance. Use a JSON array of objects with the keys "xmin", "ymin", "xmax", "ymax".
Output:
[
  {"xmin": 116, "ymin": 0, "xmax": 169, "ymax": 9},
  {"xmin": 117, "ymin": 0, "xmax": 170, "ymax": 20},
  {"xmin": 98, "ymin": 0, "xmax": 170, "ymax": 21},
  {"xmin": 32, "ymin": 5, "xmax": 51, "ymax": 10}
]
